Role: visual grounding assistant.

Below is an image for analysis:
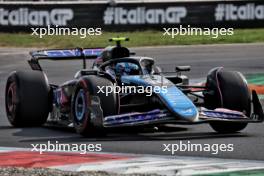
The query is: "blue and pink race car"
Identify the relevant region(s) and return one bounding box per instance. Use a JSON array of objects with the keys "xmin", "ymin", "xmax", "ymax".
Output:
[{"xmin": 5, "ymin": 38, "xmax": 264, "ymax": 136}]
